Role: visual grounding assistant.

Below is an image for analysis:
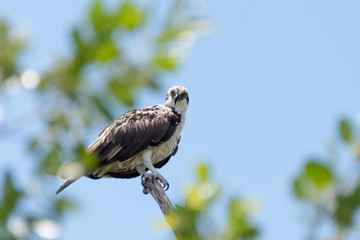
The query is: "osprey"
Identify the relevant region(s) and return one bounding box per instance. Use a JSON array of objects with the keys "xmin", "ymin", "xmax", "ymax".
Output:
[{"xmin": 56, "ymin": 86, "xmax": 189, "ymax": 194}]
